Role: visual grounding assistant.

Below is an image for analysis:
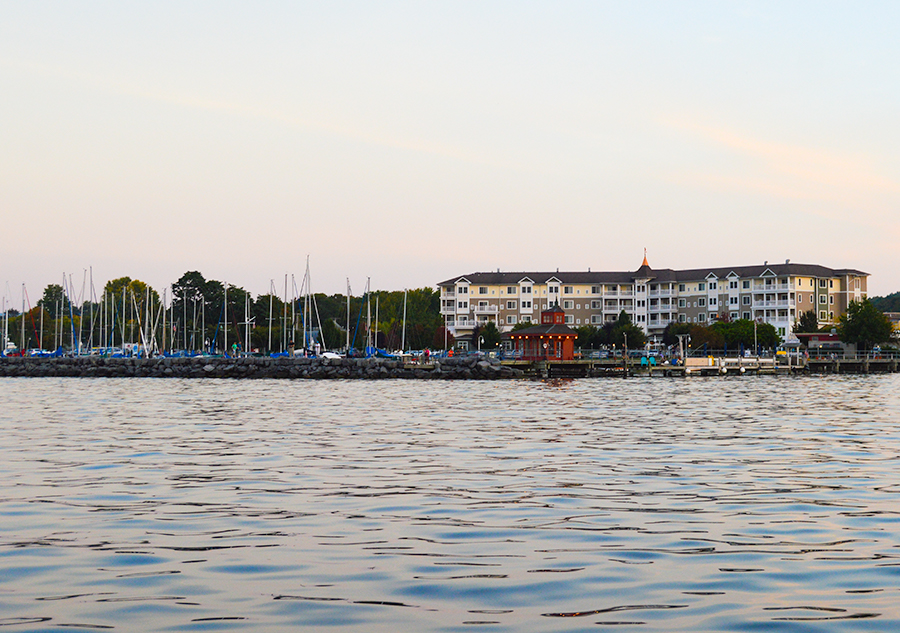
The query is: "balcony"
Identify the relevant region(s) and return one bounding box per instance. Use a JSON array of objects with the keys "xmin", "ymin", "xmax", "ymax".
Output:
[
  {"xmin": 473, "ymin": 304, "xmax": 499, "ymax": 315},
  {"xmin": 648, "ymin": 289, "xmax": 671, "ymax": 297},
  {"xmin": 752, "ymin": 282, "xmax": 794, "ymax": 293},
  {"xmin": 752, "ymin": 300, "xmax": 794, "ymax": 309}
]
